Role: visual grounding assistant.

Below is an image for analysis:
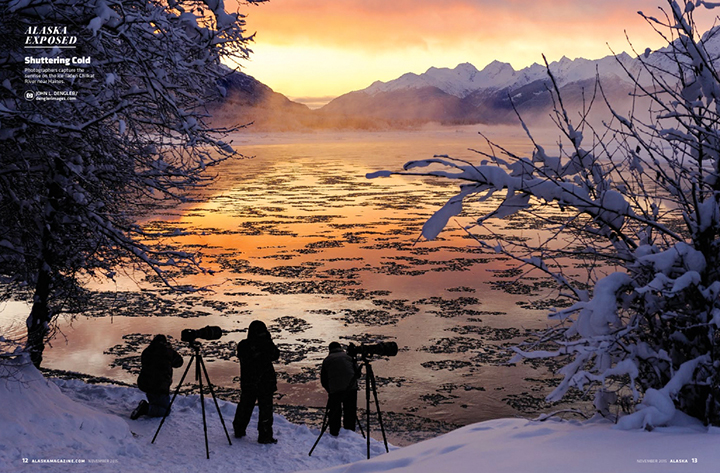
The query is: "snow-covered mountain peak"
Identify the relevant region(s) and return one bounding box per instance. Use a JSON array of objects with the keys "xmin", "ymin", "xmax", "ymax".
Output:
[
  {"xmin": 367, "ymin": 62, "xmax": 495, "ymax": 98},
  {"xmin": 365, "ymin": 61, "xmax": 522, "ymax": 98},
  {"xmin": 701, "ymin": 24, "xmax": 720, "ymax": 50},
  {"xmin": 363, "ymin": 51, "xmax": 641, "ymax": 99},
  {"xmin": 615, "ymin": 51, "xmax": 633, "ymax": 61},
  {"xmin": 479, "ymin": 60, "xmax": 515, "ymax": 77},
  {"xmin": 475, "ymin": 60, "xmax": 518, "ymax": 89},
  {"xmin": 540, "ymin": 52, "xmax": 639, "ymax": 87},
  {"xmin": 424, "ymin": 62, "xmax": 480, "ymax": 82},
  {"xmin": 455, "ymin": 61, "xmax": 479, "ymax": 71}
]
